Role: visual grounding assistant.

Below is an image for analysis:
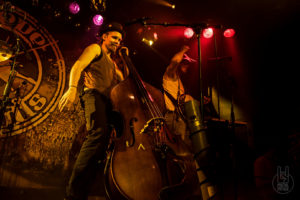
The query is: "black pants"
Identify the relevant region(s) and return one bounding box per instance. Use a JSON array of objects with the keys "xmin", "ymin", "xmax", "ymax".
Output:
[{"xmin": 66, "ymin": 89, "xmax": 112, "ymax": 200}]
